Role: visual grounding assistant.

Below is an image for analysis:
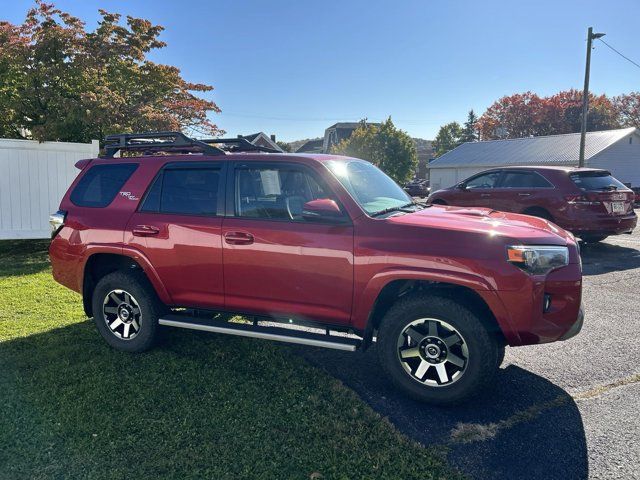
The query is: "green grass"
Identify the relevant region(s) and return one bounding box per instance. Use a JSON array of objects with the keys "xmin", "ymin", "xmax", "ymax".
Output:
[{"xmin": 0, "ymin": 240, "xmax": 460, "ymax": 480}]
